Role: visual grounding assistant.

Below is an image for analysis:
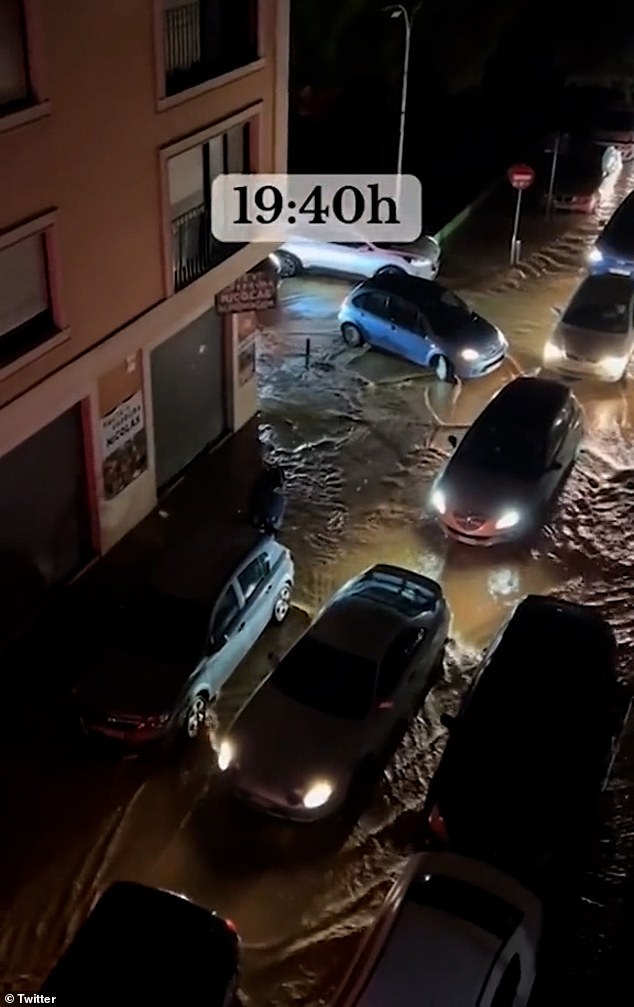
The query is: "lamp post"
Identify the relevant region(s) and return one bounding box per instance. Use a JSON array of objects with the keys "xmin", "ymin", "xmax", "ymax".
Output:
[{"xmin": 382, "ymin": 4, "xmax": 419, "ymax": 211}]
